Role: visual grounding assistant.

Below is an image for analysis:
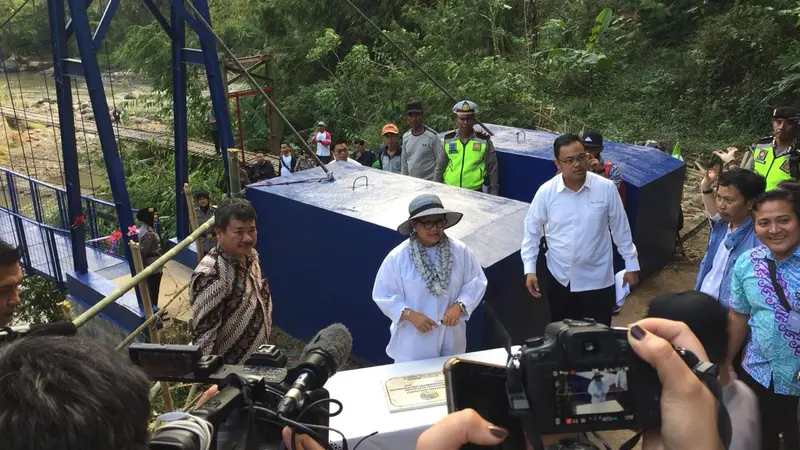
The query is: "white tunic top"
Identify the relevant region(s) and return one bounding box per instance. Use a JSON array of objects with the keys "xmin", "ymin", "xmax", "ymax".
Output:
[{"xmin": 372, "ymin": 237, "xmax": 488, "ymax": 363}]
